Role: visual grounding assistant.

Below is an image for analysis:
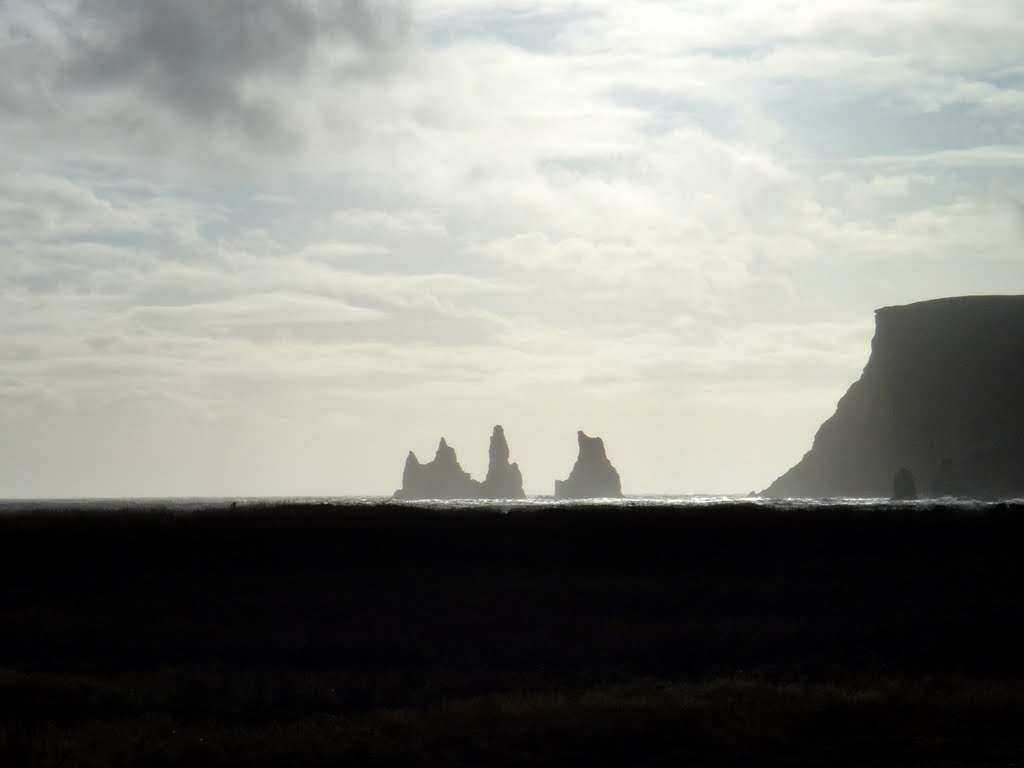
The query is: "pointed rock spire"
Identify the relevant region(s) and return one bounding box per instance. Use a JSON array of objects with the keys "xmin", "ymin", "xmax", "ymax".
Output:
[
  {"xmin": 401, "ymin": 451, "xmax": 421, "ymax": 491},
  {"xmin": 480, "ymin": 425, "xmax": 525, "ymax": 499}
]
